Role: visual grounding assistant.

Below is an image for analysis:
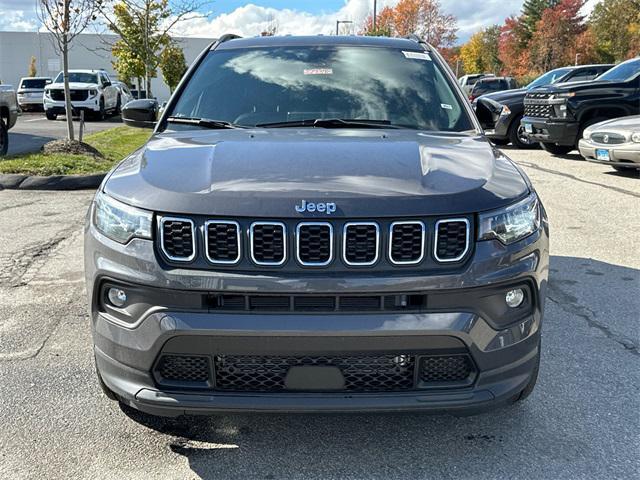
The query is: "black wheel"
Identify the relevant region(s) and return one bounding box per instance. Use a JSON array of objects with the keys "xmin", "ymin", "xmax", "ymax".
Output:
[
  {"xmin": 509, "ymin": 115, "xmax": 536, "ymax": 149},
  {"xmin": 0, "ymin": 118, "xmax": 7, "ymax": 156},
  {"xmin": 491, "ymin": 137, "xmax": 510, "ymax": 146},
  {"xmin": 540, "ymin": 142, "xmax": 573, "ymax": 155},
  {"xmin": 114, "ymin": 94, "xmax": 122, "ymax": 115},
  {"xmin": 95, "ymin": 97, "xmax": 106, "ymax": 121},
  {"xmin": 45, "ymin": 109, "xmax": 57, "ymax": 120},
  {"xmin": 513, "ymin": 349, "xmax": 540, "ymax": 403}
]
